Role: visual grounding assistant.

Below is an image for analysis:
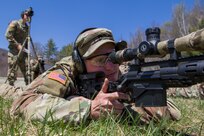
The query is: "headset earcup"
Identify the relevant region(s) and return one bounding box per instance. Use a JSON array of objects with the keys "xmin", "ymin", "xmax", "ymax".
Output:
[
  {"xmin": 72, "ymin": 48, "xmax": 85, "ymax": 73},
  {"xmin": 72, "ymin": 27, "xmax": 97, "ymax": 73}
]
